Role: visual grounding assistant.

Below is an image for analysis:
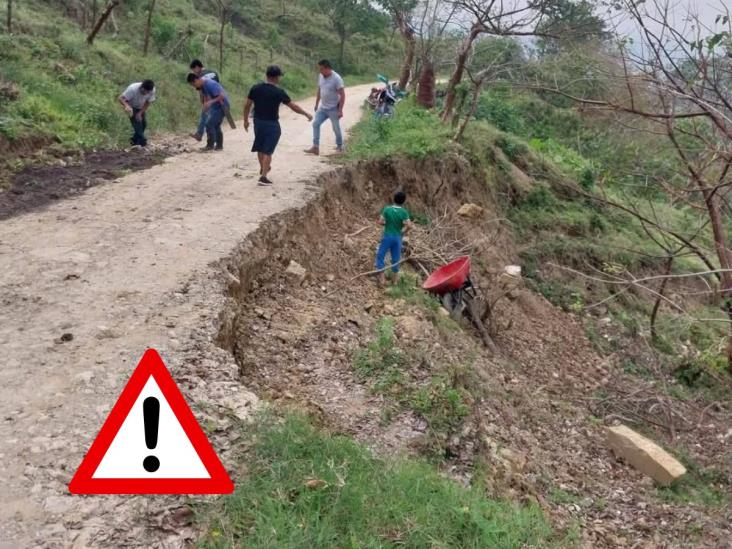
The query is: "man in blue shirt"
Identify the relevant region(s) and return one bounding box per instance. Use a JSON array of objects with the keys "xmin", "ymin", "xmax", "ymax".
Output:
[{"xmin": 187, "ymin": 73, "xmax": 230, "ymax": 151}]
